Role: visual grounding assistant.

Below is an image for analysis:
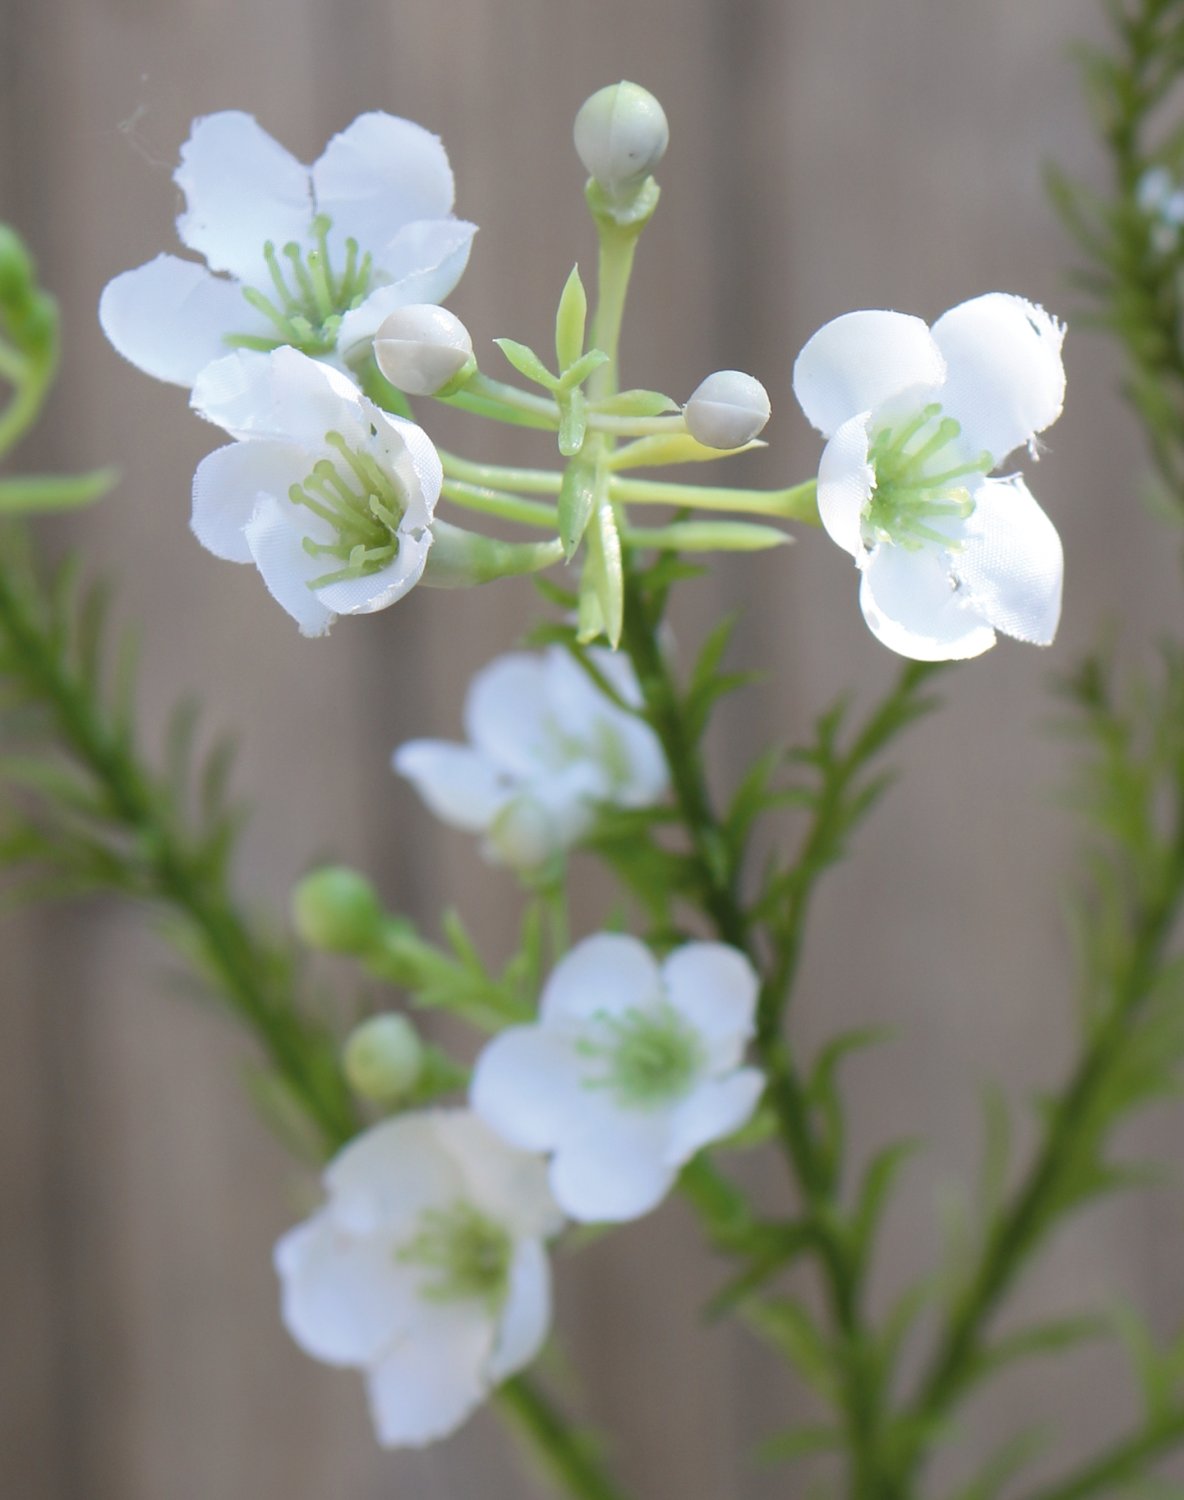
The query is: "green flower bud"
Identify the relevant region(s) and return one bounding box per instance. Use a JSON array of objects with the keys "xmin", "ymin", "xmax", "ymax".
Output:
[
  {"xmin": 574, "ymin": 82, "xmax": 669, "ymax": 204},
  {"xmin": 343, "ymin": 1013, "xmax": 424, "ymax": 1104},
  {"xmin": 683, "ymin": 370, "xmax": 771, "ymax": 449},
  {"xmin": 291, "ymin": 866, "xmax": 384, "ymax": 954},
  {"xmin": 373, "ymin": 304, "xmax": 476, "ymax": 396}
]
